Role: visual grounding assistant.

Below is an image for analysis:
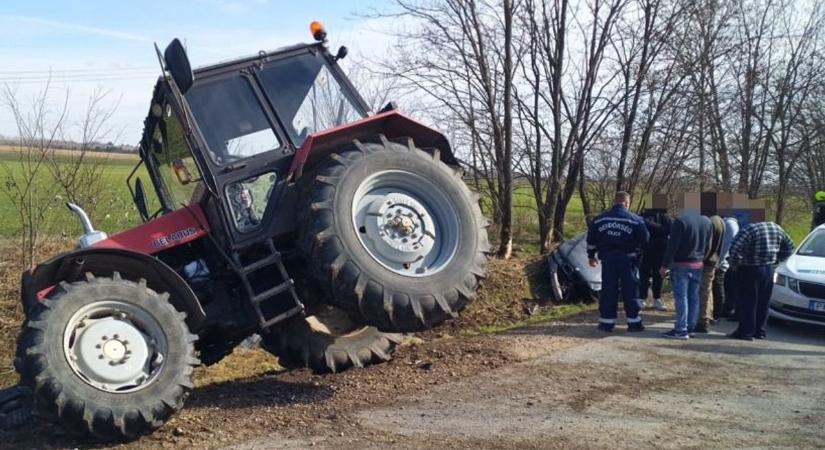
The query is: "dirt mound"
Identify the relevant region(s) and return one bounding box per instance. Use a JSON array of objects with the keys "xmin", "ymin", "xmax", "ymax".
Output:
[{"xmin": 444, "ymin": 254, "xmax": 551, "ymax": 333}]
